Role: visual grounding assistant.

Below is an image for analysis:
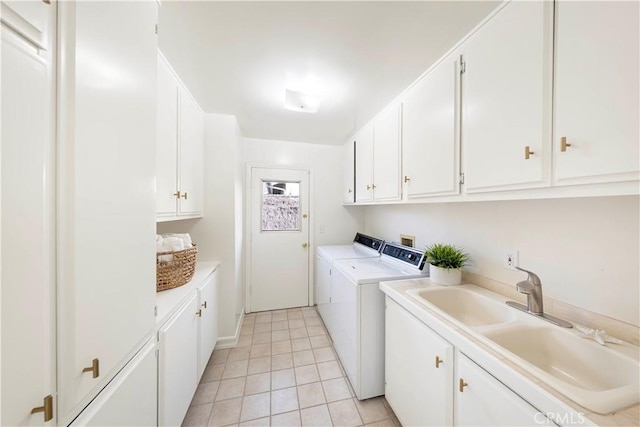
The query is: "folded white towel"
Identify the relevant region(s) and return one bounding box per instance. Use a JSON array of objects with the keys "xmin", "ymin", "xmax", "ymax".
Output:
[{"xmin": 165, "ymin": 233, "xmax": 193, "ymax": 248}]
